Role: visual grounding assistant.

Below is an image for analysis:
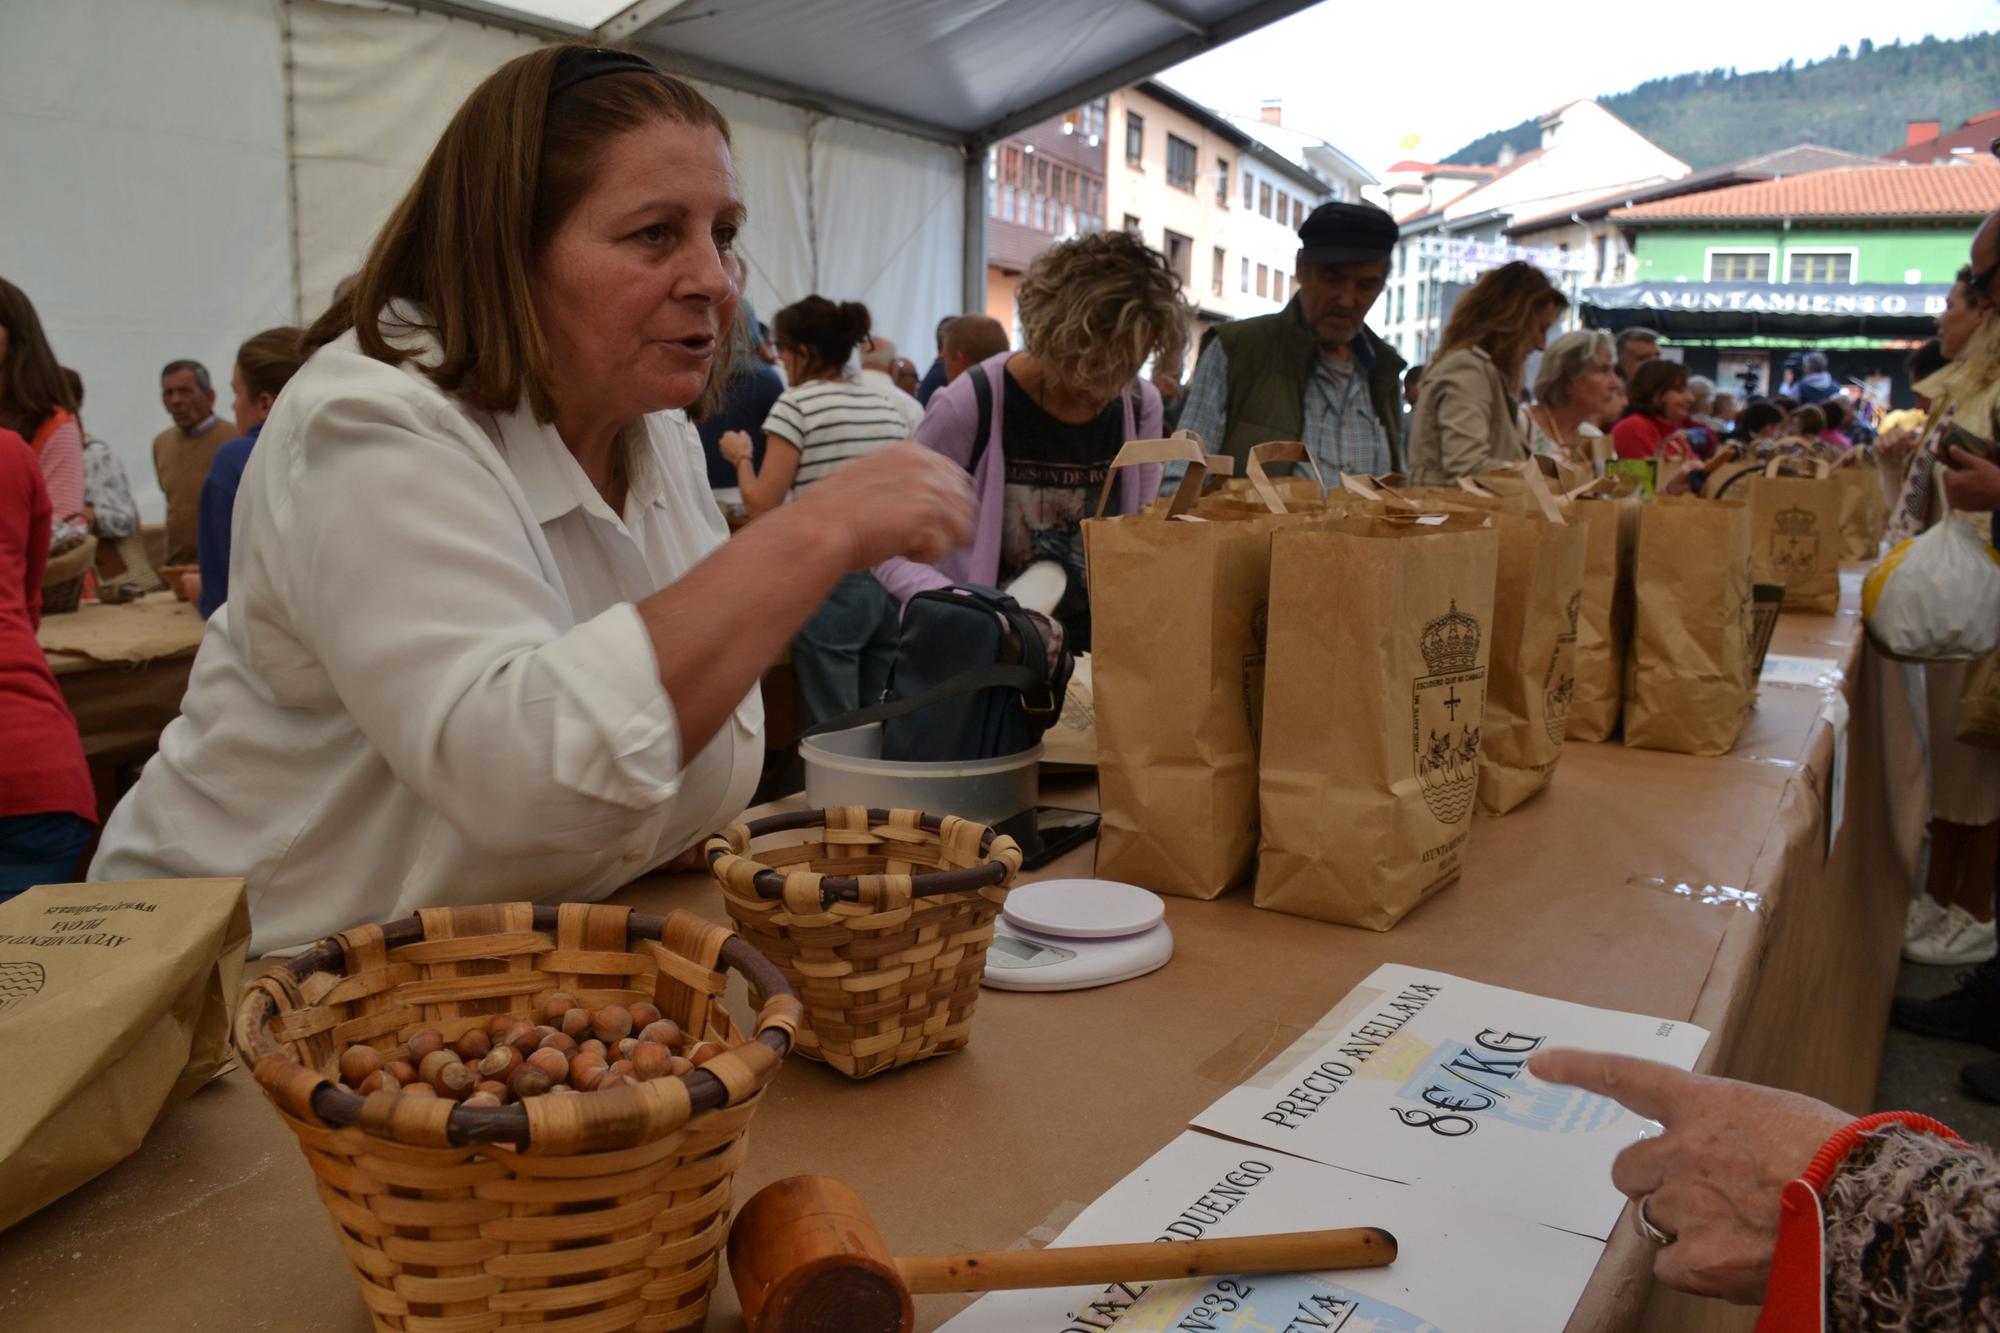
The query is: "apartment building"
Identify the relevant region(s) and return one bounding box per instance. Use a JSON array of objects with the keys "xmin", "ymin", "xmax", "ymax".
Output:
[{"xmin": 983, "ymin": 99, "xmax": 1110, "ymax": 342}]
